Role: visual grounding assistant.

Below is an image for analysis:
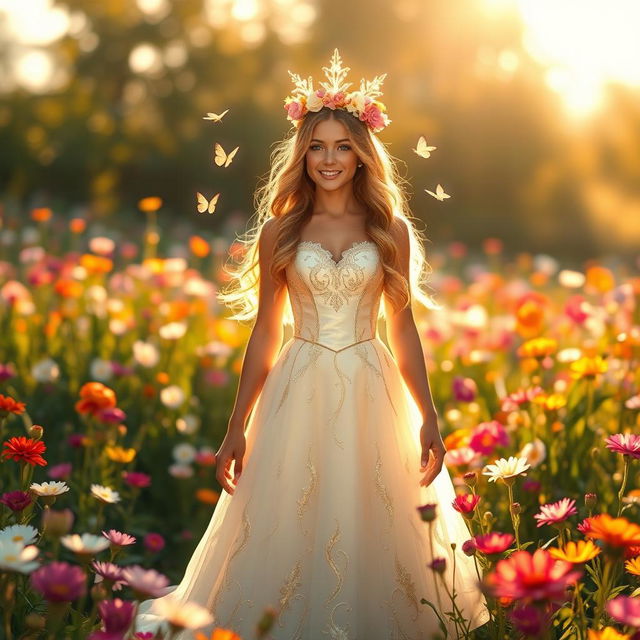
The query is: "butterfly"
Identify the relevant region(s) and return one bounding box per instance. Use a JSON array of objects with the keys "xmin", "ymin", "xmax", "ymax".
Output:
[
  {"xmin": 214, "ymin": 143, "xmax": 239, "ymax": 168},
  {"xmin": 203, "ymin": 109, "xmax": 229, "ymax": 122},
  {"xmin": 424, "ymin": 184, "xmax": 451, "ymax": 201},
  {"xmin": 413, "ymin": 136, "xmax": 437, "ymax": 159},
  {"xmin": 196, "ymin": 192, "xmax": 220, "ymax": 214}
]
